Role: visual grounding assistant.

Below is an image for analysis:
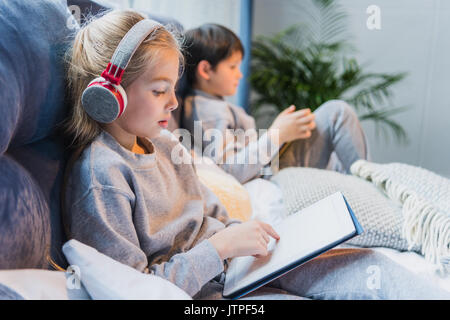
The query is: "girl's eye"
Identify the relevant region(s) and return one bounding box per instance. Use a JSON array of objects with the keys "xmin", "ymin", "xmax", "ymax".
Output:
[{"xmin": 153, "ymin": 90, "xmax": 166, "ymax": 96}]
